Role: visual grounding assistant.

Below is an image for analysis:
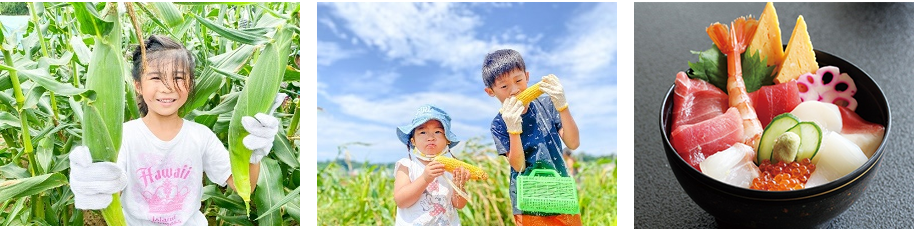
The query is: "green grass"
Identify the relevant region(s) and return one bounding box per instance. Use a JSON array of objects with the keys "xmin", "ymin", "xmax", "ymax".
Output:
[{"xmin": 317, "ymin": 137, "xmax": 617, "ymax": 226}]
